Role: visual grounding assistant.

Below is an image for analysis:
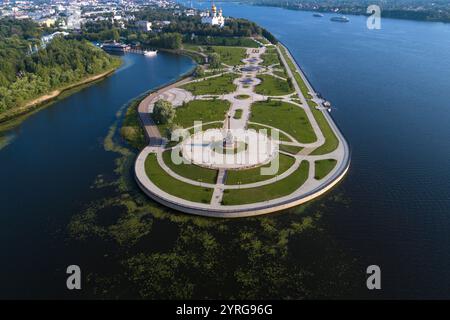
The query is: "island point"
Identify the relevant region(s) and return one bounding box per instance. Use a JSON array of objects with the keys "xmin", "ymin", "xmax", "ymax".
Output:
[{"xmin": 134, "ymin": 21, "xmax": 350, "ymax": 217}]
